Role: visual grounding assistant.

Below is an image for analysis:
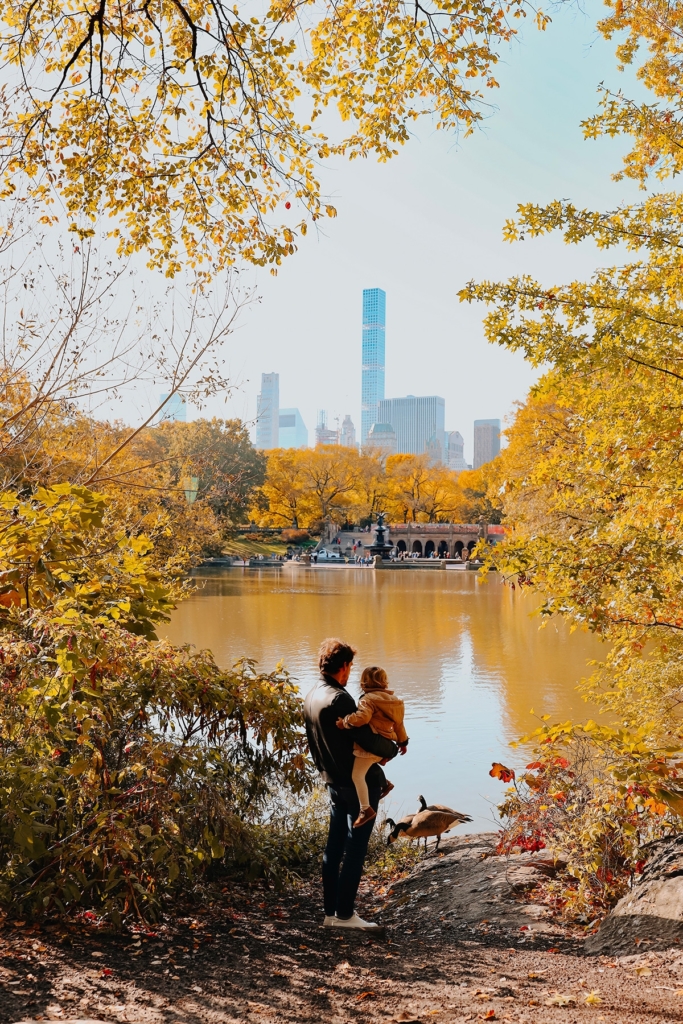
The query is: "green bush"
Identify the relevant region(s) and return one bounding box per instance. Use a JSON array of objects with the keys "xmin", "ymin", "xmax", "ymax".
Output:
[{"xmin": 0, "ymin": 484, "xmax": 312, "ymax": 923}]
